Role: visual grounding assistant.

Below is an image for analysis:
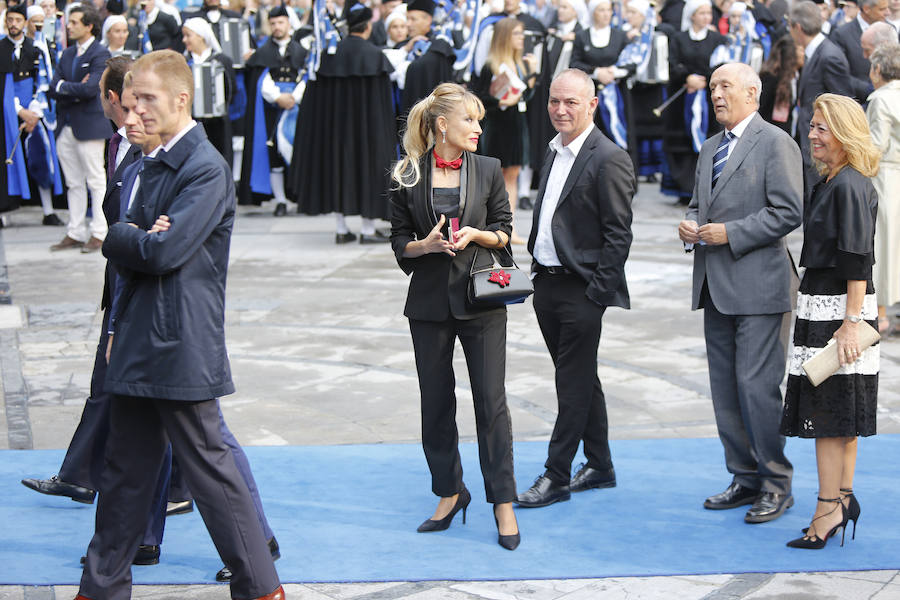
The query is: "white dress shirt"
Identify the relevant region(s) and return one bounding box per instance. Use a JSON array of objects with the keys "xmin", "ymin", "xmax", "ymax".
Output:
[
  {"xmin": 805, "ymin": 32, "xmax": 826, "ymax": 62},
  {"xmin": 533, "ymin": 123, "xmax": 596, "ymax": 268},
  {"xmin": 721, "ymin": 111, "xmax": 757, "ymax": 161},
  {"xmin": 114, "ymin": 126, "xmax": 133, "ymax": 170}
]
